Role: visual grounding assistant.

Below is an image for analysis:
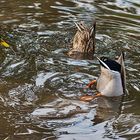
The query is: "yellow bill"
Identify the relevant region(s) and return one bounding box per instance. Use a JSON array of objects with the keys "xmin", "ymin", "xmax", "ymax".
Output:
[{"xmin": 0, "ymin": 39, "xmax": 10, "ymax": 48}]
